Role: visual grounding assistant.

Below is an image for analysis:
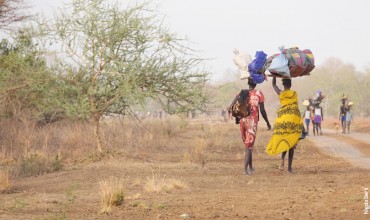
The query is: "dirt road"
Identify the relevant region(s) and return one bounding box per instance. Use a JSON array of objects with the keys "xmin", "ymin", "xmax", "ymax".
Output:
[{"xmin": 308, "ymin": 129, "xmax": 370, "ymax": 169}]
